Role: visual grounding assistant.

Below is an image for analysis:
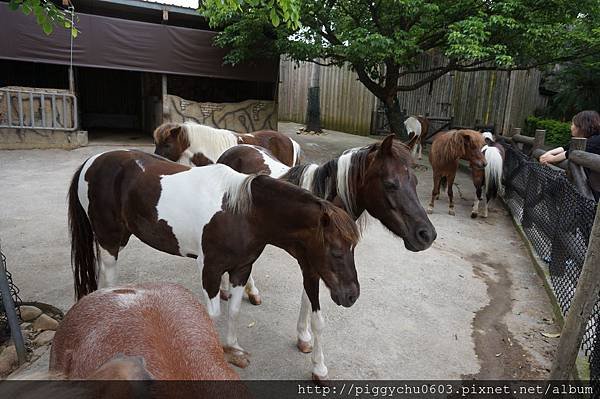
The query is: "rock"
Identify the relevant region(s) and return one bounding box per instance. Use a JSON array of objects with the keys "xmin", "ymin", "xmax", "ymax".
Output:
[
  {"xmin": 20, "ymin": 322, "xmax": 32, "ymax": 330},
  {"xmin": 32, "ymin": 314, "xmax": 59, "ymax": 331},
  {"xmin": 33, "ymin": 330, "xmax": 55, "ymax": 346},
  {"xmin": 0, "ymin": 345, "xmax": 18, "ymax": 376},
  {"xmin": 19, "ymin": 306, "xmax": 42, "ymax": 322}
]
